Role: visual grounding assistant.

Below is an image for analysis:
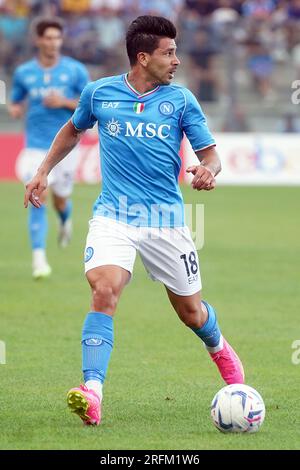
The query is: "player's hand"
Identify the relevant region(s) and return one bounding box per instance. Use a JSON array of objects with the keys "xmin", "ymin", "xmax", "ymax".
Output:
[
  {"xmin": 24, "ymin": 173, "xmax": 48, "ymax": 208},
  {"xmin": 43, "ymin": 92, "xmax": 65, "ymax": 108},
  {"xmin": 186, "ymin": 165, "xmax": 216, "ymax": 191}
]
